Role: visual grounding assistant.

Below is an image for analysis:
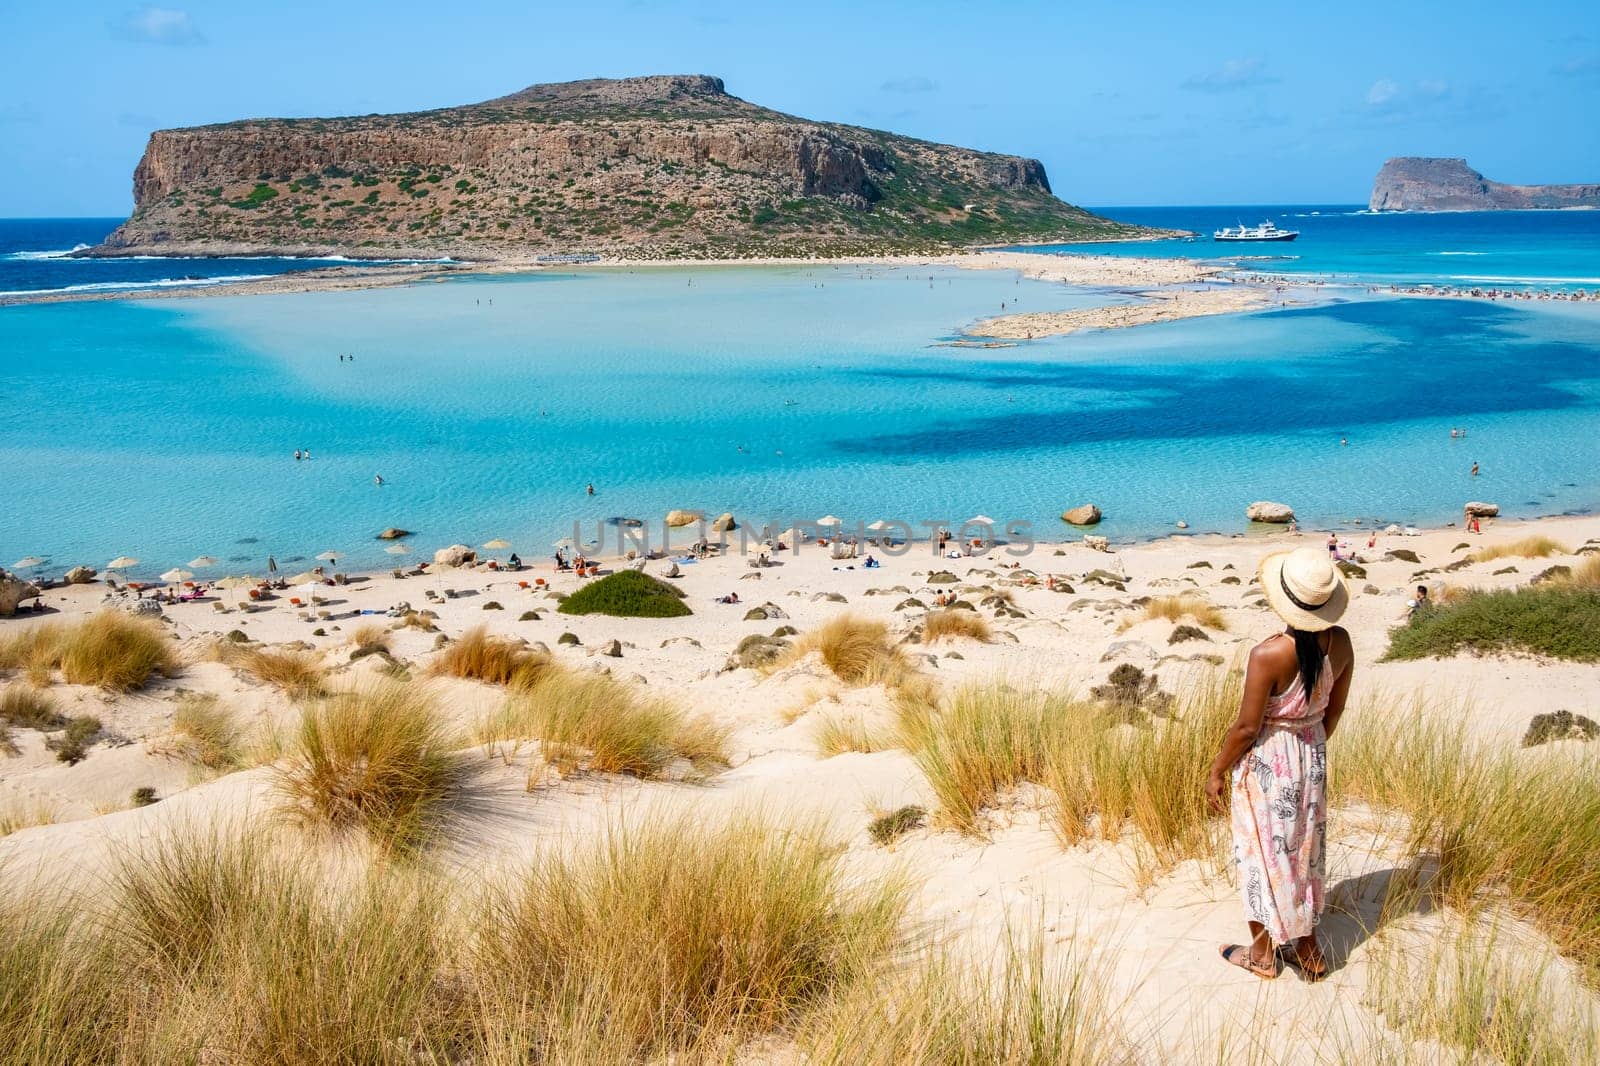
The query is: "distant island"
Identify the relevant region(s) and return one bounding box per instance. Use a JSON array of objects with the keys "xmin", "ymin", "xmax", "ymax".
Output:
[
  {"xmin": 89, "ymin": 75, "xmax": 1152, "ymax": 260},
  {"xmin": 1369, "ymin": 157, "xmax": 1599, "ymax": 212}
]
